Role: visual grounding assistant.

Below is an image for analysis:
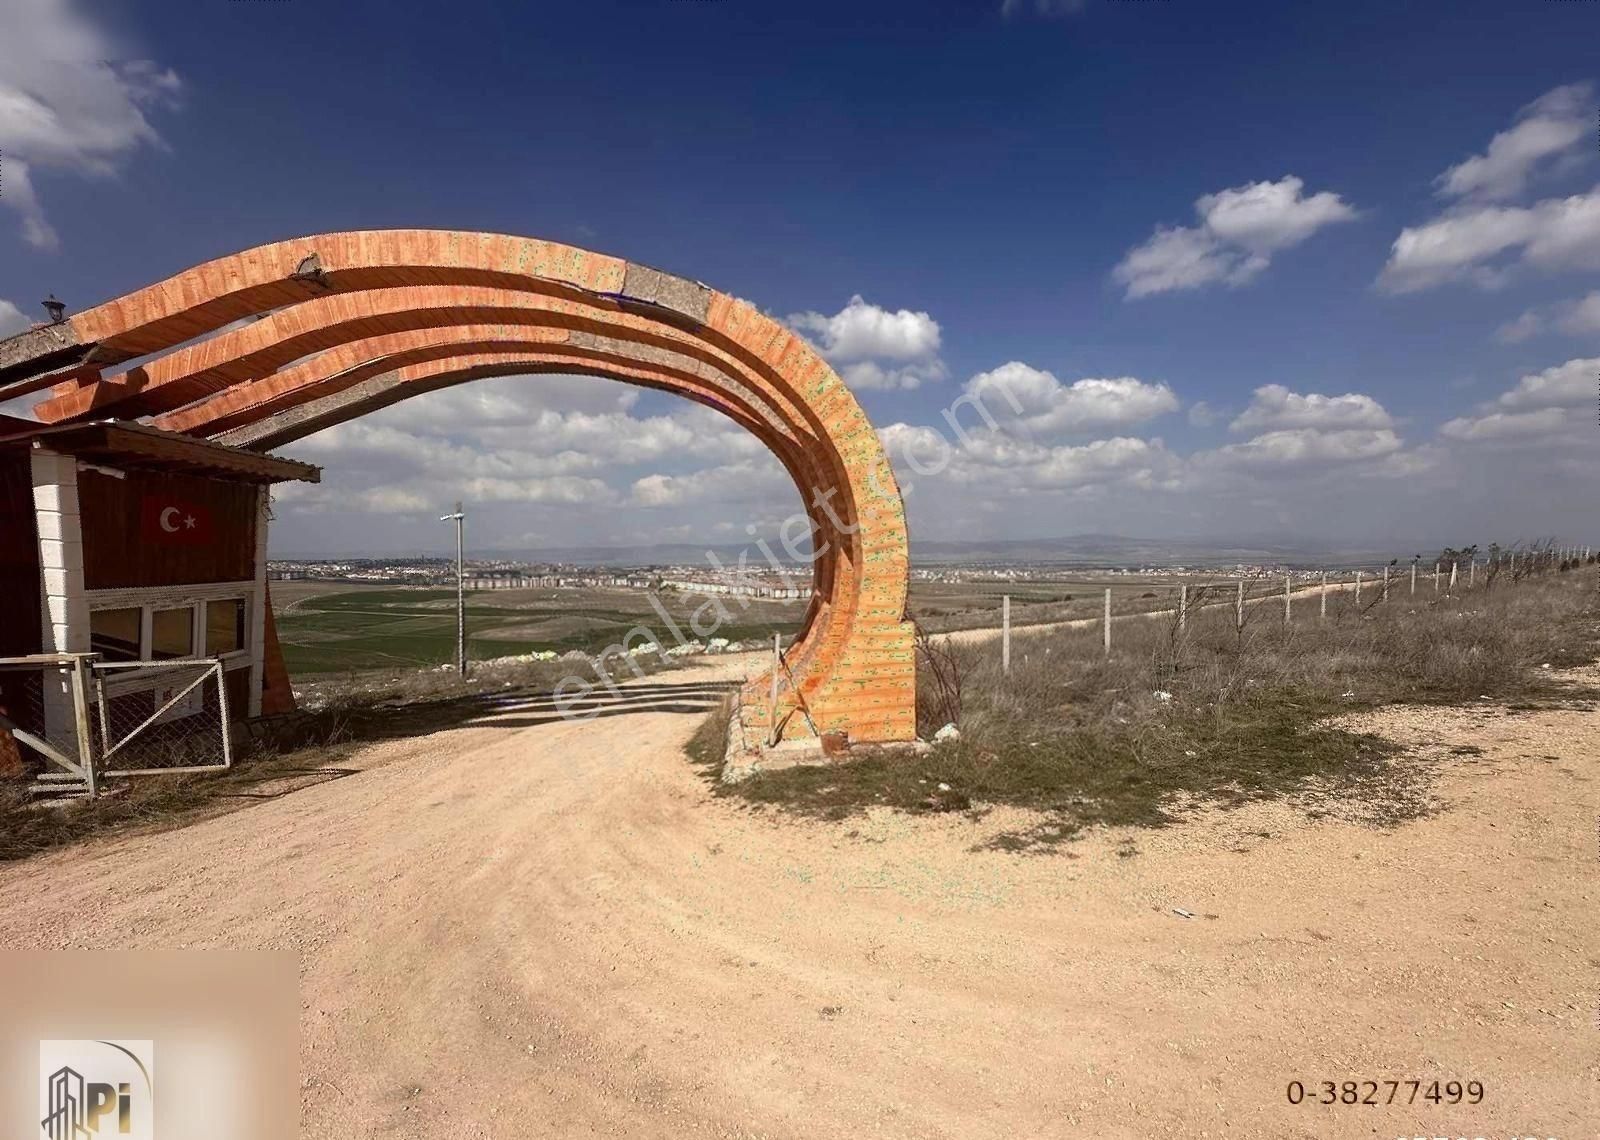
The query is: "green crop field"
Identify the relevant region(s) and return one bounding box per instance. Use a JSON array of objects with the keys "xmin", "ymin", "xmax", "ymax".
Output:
[
  {"xmin": 271, "ymin": 583, "xmax": 807, "ymax": 676},
  {"xmin": 270, "ymin": 571, "xmax": 1265, "ymax": 677}
]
